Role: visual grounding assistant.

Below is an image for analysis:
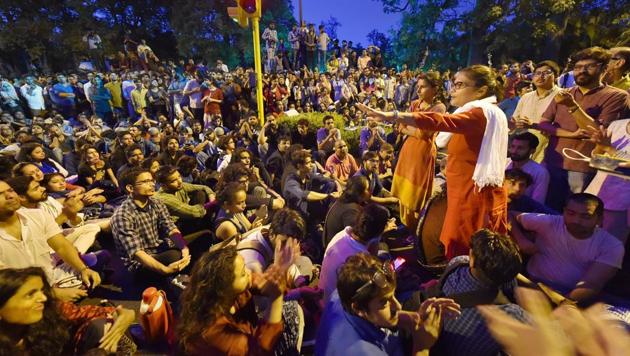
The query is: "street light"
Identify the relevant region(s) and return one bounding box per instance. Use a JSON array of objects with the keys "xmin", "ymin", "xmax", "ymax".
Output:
[{"xmin": 228, "ymin": 0, "xmax": 265, "ymax": 125}]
